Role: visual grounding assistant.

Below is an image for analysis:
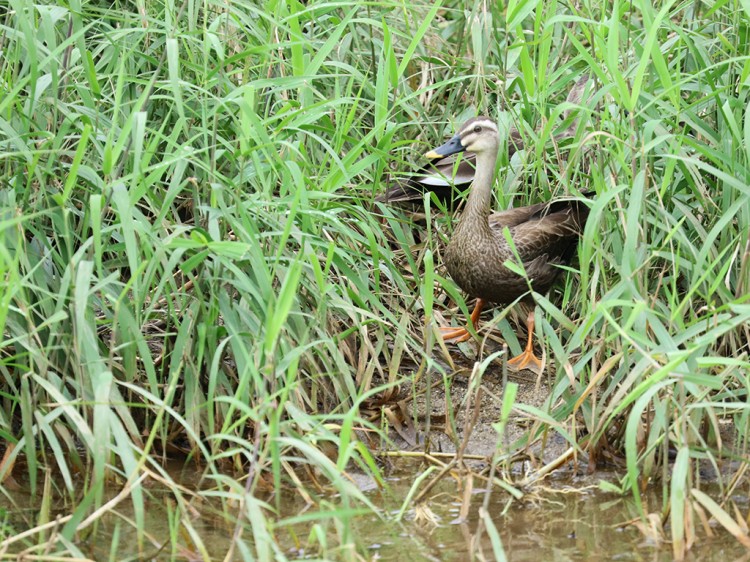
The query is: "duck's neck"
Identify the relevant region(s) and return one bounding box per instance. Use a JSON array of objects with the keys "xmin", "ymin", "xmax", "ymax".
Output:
[{"xmin": 462, "ymin": 148, "xmax": 498, "ymax": 225}]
